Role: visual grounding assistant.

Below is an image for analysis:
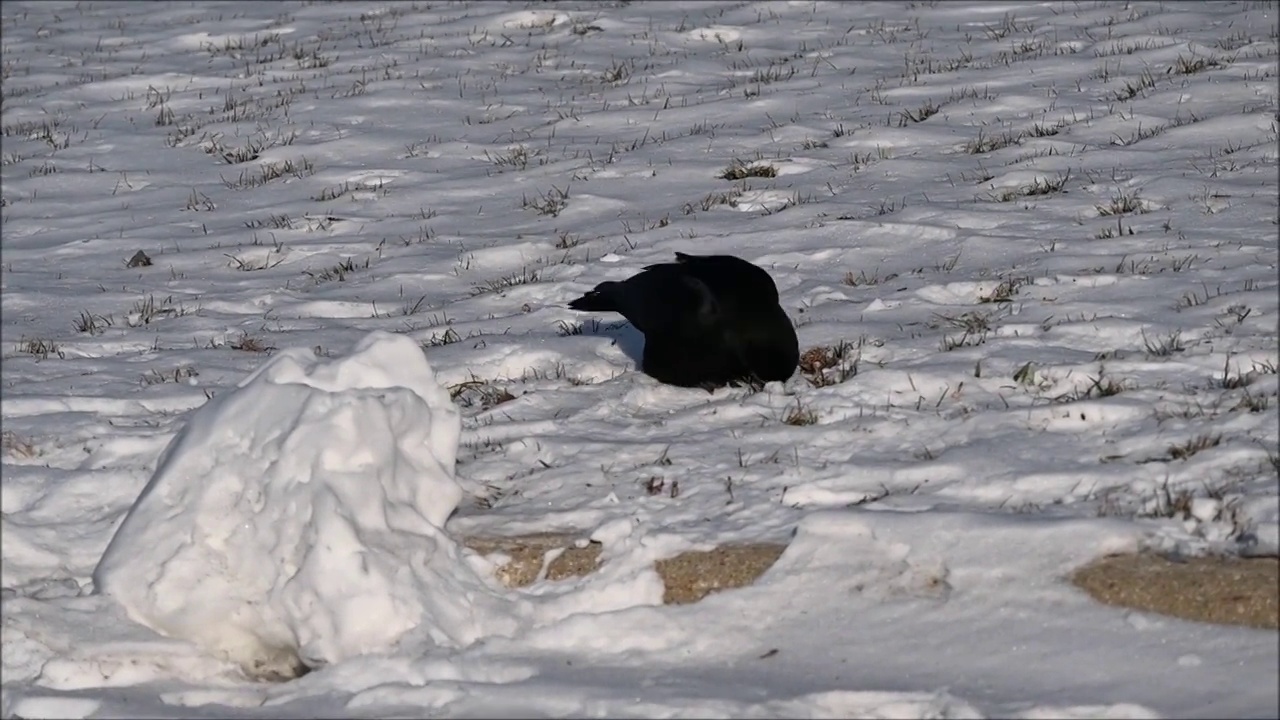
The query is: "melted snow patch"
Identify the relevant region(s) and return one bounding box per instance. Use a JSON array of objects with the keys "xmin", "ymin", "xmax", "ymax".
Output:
[{"xmin": 92, "ymin": 331, "xmax": 521, "ymax": 680}]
